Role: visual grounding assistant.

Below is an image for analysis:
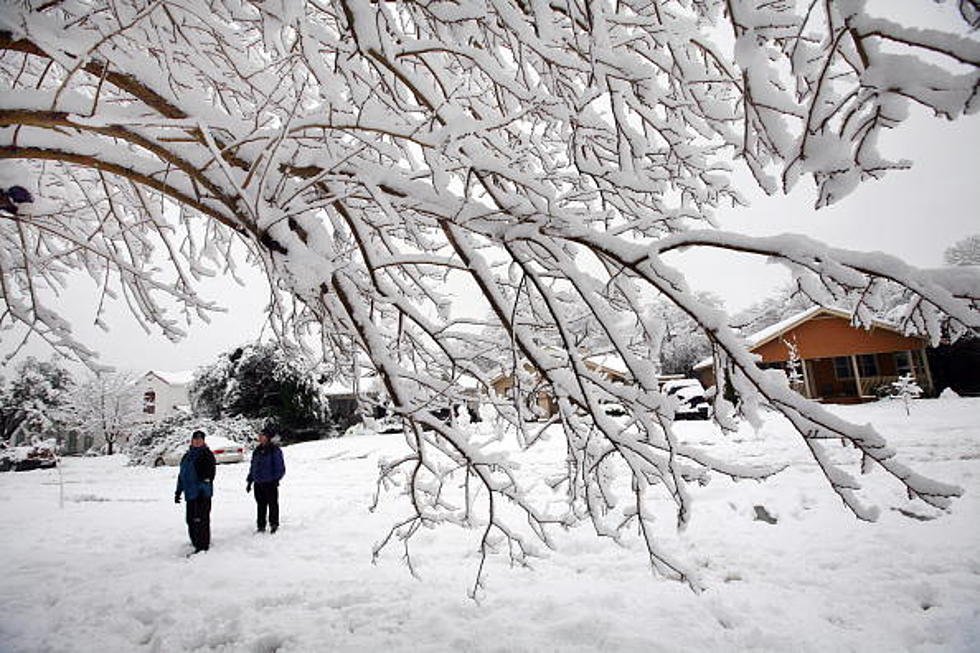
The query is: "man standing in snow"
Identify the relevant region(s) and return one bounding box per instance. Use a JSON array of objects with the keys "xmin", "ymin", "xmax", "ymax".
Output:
[
  {"xmin": 246, "ymin": 426, "xmax": 286, "ymax": 533},
  {"xmin": 174, "ymin": 430, "xmax": 216, "ymax": 554}
]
